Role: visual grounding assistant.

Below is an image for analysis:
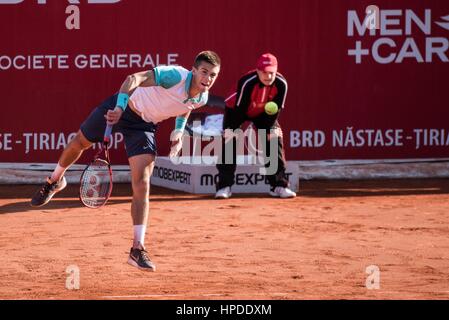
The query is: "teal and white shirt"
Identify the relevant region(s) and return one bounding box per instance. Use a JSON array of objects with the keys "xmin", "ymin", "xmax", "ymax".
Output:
[{"xmin": 130, "ymin": 66, "xmax": 208, "ymax": 124}]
